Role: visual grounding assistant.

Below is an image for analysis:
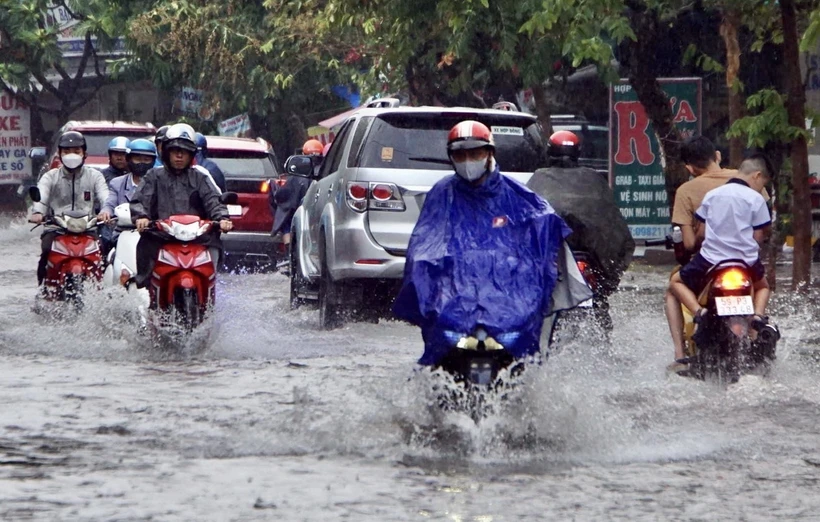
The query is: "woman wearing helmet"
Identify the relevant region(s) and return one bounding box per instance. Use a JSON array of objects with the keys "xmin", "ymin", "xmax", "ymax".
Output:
[
  {"xmin": 393, "ymin": 120, "xmax": 590, "ymax": 368},
  {"xmin": 102, "ymin": 136, "xmax": 131, "ymax": 183},
  {"xmin": 129, "ymin": 123, "xmax": 232, "ymax": 288}
]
